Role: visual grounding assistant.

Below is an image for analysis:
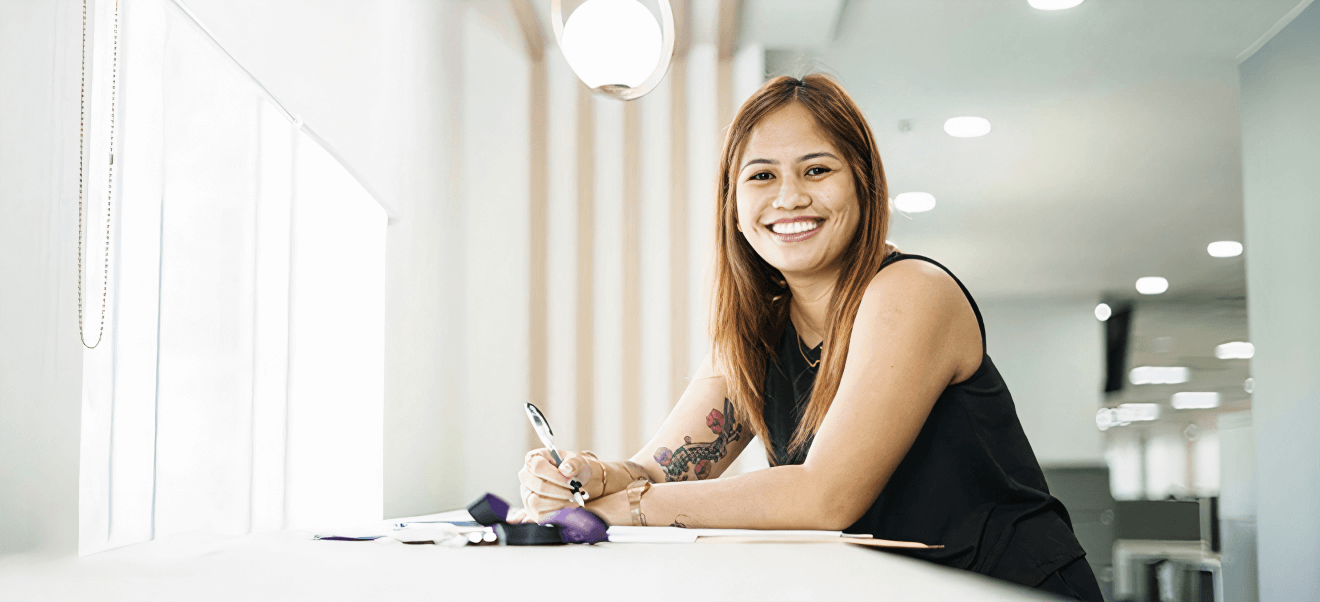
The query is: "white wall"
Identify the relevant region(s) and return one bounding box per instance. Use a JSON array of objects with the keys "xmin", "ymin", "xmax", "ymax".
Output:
[
  {"xmin": 1239, "ymin": 3, "xmax": 1320, "ymax": 600},
  {"xmin": 0, "ymin": 0, "xmax": 84, "ymax": 555},
  {"xmin": 978, "ymin": 299, "xmax": 1105, "ymax": 467}
]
